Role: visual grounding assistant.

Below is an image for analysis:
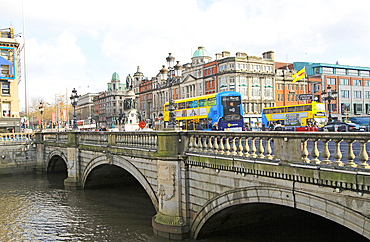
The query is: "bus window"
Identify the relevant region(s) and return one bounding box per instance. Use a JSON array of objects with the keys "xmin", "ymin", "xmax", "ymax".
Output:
[
  {"xmin": 199, "ymin": 99, "xmax": 206, "ymax": 107},
  {"xmin": 270, "ymin": 108, "xmax": 277, "ymax": 114},
  {"xmin": 263, "ymin": 109, "xmax": 270, "ymax": 114},
  {"xmin": 208, "ymin": 97, "xmax": 216, "ymax": 106},
  {"xmin": 186, "ymin": 101, "xmax": 193, "ymax": 109},
  {"xmin": 277, "ymin": 107, "xmax": 284, "ymax": 113},
  {"xmin": 165, "ymin": 105, "xmax": 169, "ymax": 111},
  {"xmin": 304, "ymin": 105, "xmax": 312, "ymax": 111},
  {"xmin": 178, "ymin": 102, "xmax": 185, "ymax": 110},
  {"xmin": 179, "ymin": 121, "xmax": 186, "ymax": 130},
  {"xmin": 222, "ymin": 96, "xmax": 242, "ymax": 120},
  {"xmin": 194, "ymin": 100, "xmax": 199, "ymax": 108},
  {"xmin": 187, "ymin": 120, "xmax": 194, "ymax": 130},
  {"xmin": 296, "ymin": 105, "xmax": 304, "ymax": 112},
  {"xmin": 200, "ymin": 118, "xmax": 207, "ymax": 129},
  {"xmin": 287, "ymin": 106, "xmax": 295, "ymax": 112}
]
